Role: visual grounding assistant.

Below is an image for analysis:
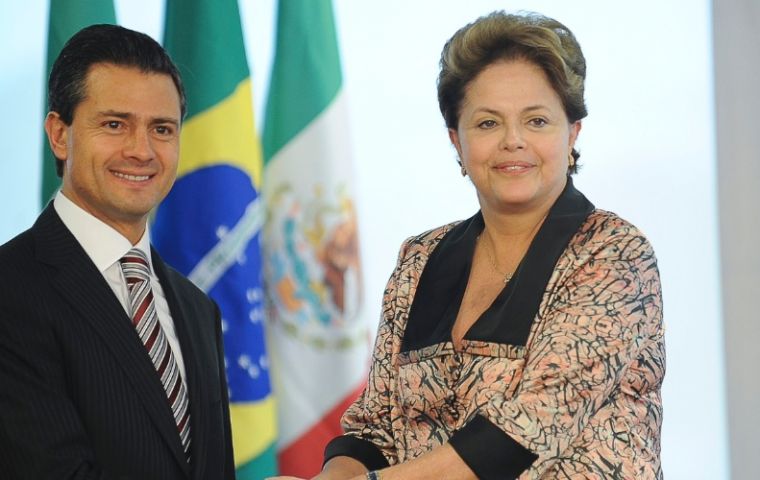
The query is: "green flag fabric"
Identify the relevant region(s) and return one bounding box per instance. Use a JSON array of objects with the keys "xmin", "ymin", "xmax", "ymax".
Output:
[
  {"xmin": 41, "ymin": 0, "xmax": 116, "ymax": 207},
  {"xmin": 262, "ymin": 0, "xmax": 341, "ymax": 162}
]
